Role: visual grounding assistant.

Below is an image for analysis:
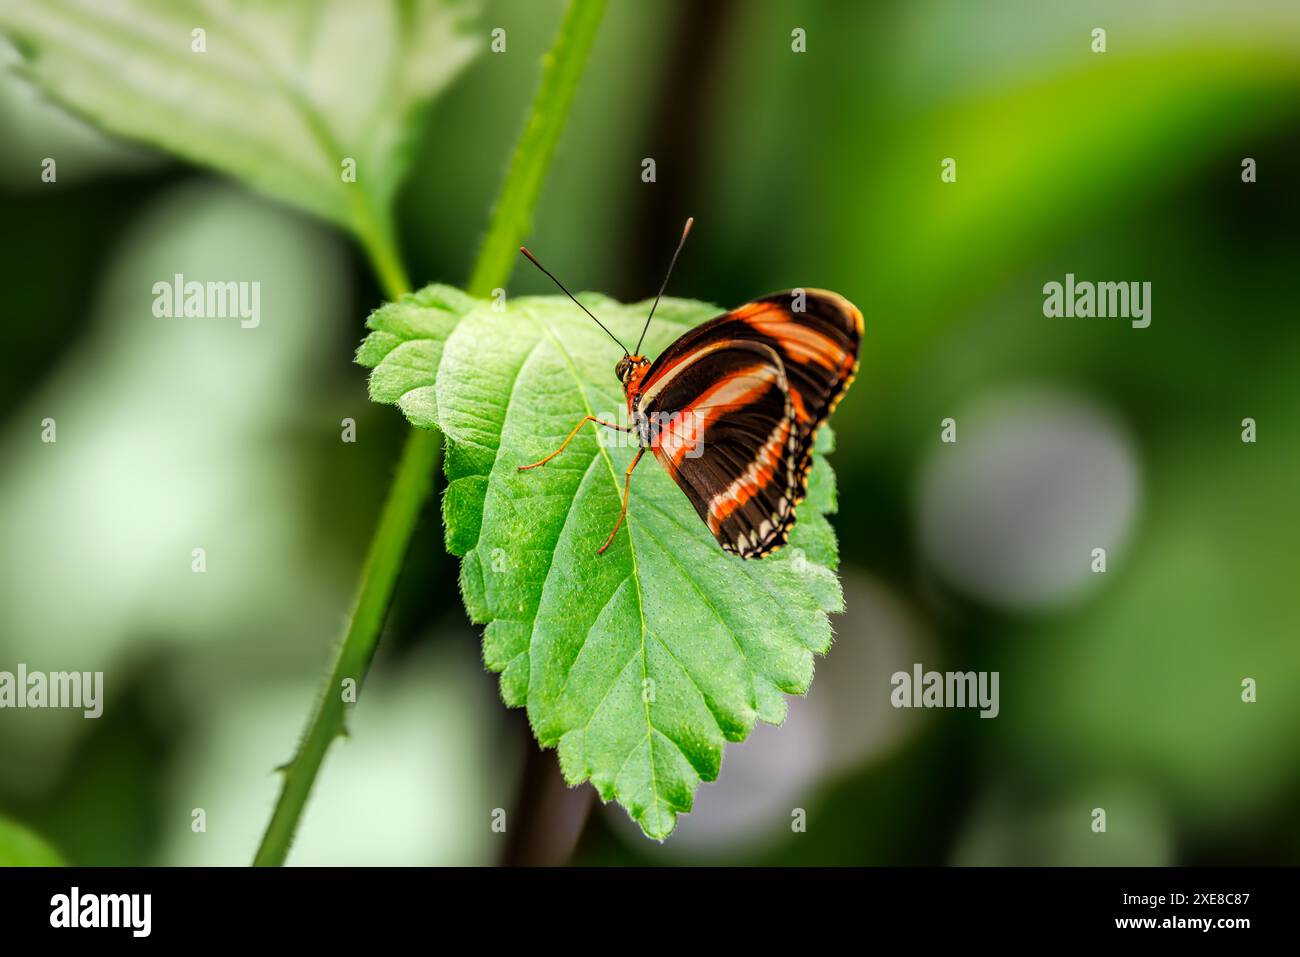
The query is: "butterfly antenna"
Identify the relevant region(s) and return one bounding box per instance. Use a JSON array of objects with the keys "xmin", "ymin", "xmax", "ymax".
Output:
[
  {"xmin": 519, "ymin": 246, "xmax": 629, "ymax": 354},
  {"xmin": 634, "ymin": 216, "xmax": 694, "ymax": 356}
]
